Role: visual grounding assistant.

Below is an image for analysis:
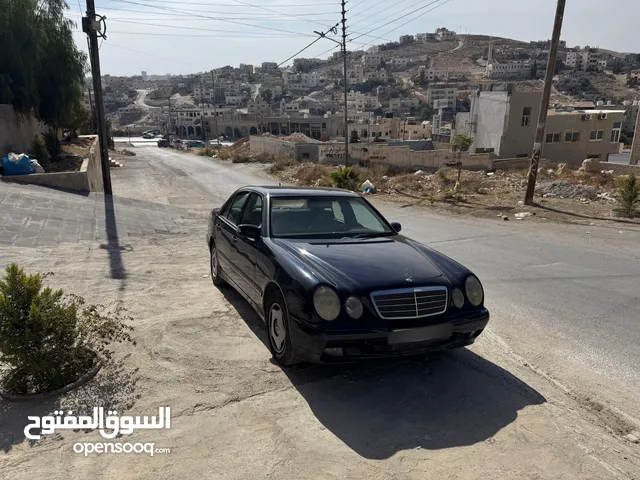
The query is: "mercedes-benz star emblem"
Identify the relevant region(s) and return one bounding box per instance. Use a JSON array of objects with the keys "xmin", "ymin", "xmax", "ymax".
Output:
[{"xmin": 404, "ymin": 268, "xmax": 413, "ymax": 282}]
